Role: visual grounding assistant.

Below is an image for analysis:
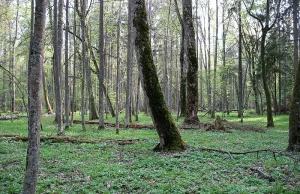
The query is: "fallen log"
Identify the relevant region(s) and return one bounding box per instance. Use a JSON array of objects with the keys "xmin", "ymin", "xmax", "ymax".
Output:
[
  {"xmin": 0, "ymin": 115, "xmax": 27, "ymax": 120},
  {"xmin": 0, "ymin": 134, "xmax": 148, "ymax": 145},
  {"xmin": 72, "ymin": 120, "xmax": 155, "ymax": 129}
]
